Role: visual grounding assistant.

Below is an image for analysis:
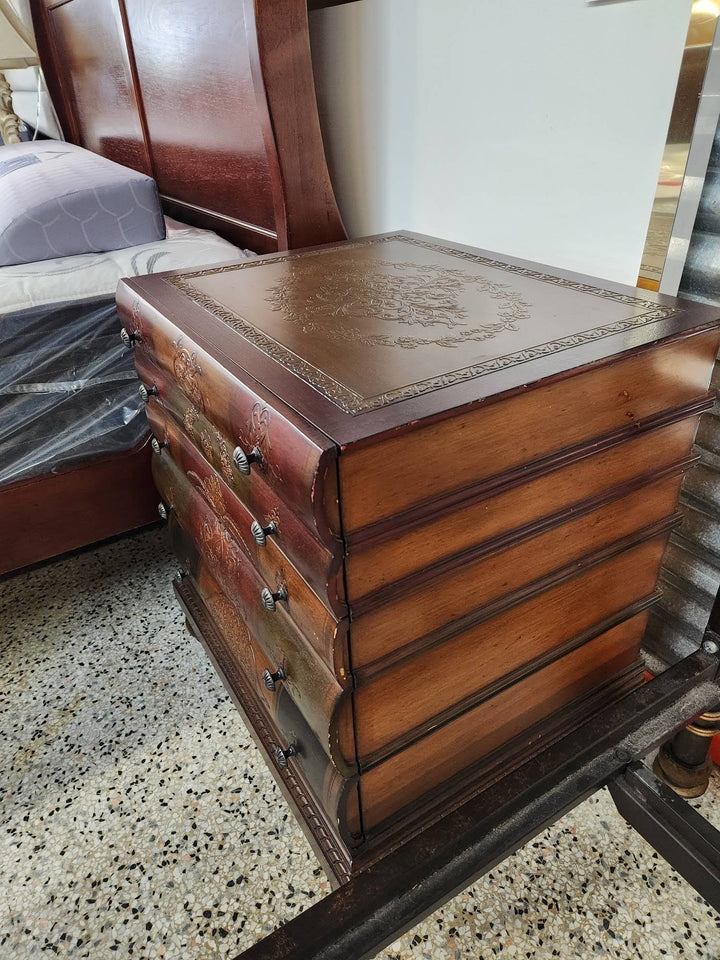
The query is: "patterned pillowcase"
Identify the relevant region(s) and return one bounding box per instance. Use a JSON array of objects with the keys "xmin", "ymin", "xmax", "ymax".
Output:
[{"xmin": 0, "ymin": 140, "xmax": 165, "ymax": 267}]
